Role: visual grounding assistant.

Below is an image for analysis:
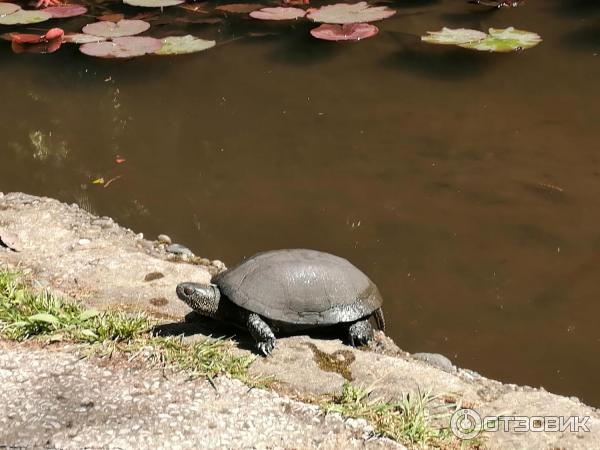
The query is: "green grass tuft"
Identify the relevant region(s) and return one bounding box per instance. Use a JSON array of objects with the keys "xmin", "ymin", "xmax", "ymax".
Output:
[
  {"xmin": 0, "ymin": 270, "xmax": 259, "ymax": 383},
  {"xmin": 322, "ymin": 382, "xmax": 475, "ymax": 448}
]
